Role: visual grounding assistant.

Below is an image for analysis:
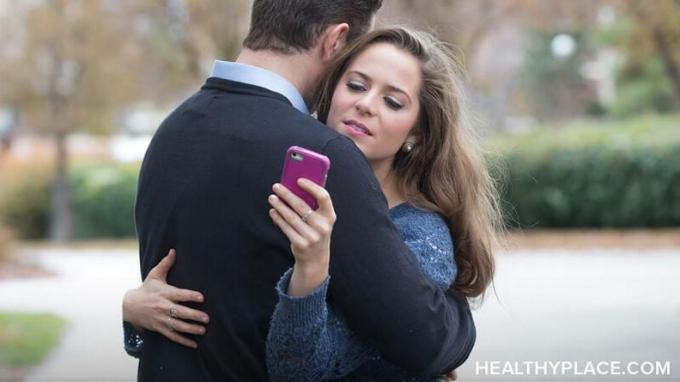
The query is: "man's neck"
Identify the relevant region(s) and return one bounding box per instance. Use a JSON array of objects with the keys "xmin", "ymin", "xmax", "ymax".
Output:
[{"xmin": 236, "ymin": 49, "xmax": 317, "ymax": 106}]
